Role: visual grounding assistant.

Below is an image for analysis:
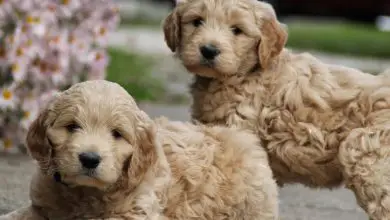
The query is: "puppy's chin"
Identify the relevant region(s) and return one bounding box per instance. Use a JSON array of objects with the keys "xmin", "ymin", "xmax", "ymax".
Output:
[
  {"xmin": 185, "ymin": 64, "xmax": 220, "ymax": 78},
  {"xmin": 59, "ymin": 166, "xmax": 120, "ymax": 190},
  {"xmin": 180, "ymin": 52, "xmax": 238, "ymax": 78},
  {"xmin": 184, "ymin": 62, "xmax": 238, "ymax": 79},
  {"xmin": 73, "ymin": 176, "xmax": 109, "ymax": 189},
  {"xmin": 62, "ymin": 174, "xmax": 115, "ymax": 190}
]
